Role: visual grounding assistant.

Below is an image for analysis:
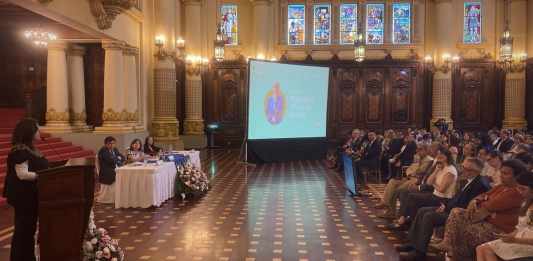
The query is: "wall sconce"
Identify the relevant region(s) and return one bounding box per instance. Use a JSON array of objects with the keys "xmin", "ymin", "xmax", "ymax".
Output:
[
  {"xmin": 270, "ymin": 57, "xmax": 278, "ymax": 62},
  {"xmin": 154, "ymin": 34, "xmax": 174, "ymax": 60},
  {"xmin": 499, "ymin": 53, "xmax": 527, "ymax": 73},
  {"xmin": 256, "ymin": 53, "xmax": 265, "ymax": 60},
  {"xmin": 186, "ymin": 55, "xmax": 209, "ymax": 75},
  {"xmin": 431, "ymin": 53, "xmax": 453, "ymax": 73},
  {"xmin": 176, "ymin": 38, "xmax": 185, "ymax": 59}
]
